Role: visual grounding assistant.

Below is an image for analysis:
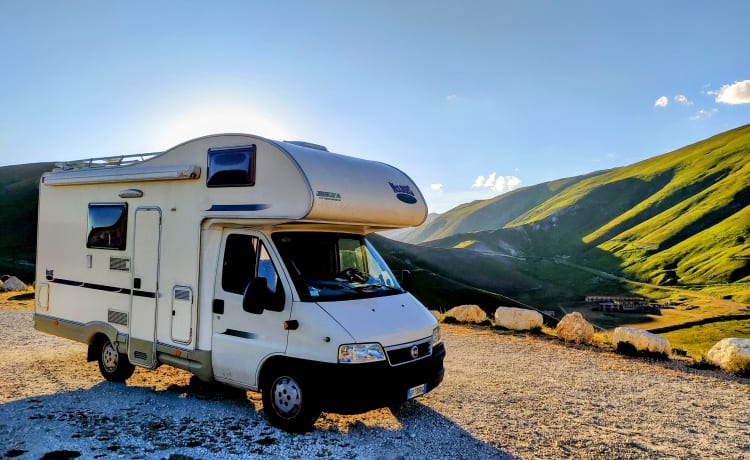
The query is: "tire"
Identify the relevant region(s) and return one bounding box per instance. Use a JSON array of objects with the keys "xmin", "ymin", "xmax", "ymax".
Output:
[
  {"xmin": 261, "ymin": 371, "xmax": 321, "ymax": 433},
  {"xmin": 96, "ymin": 337, "xmax": 135, "ymax": 383}
]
